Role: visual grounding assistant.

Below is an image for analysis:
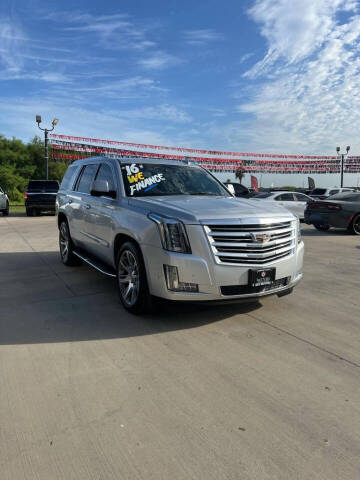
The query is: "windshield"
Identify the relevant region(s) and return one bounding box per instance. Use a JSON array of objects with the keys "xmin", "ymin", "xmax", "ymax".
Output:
[
  {"xmin": 120, "ymin": 162, "xmax": 230, "ymax": 197},
  {"xmin": 310, "ymin": 188, "xmax": 326, "ymax": 195}
]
